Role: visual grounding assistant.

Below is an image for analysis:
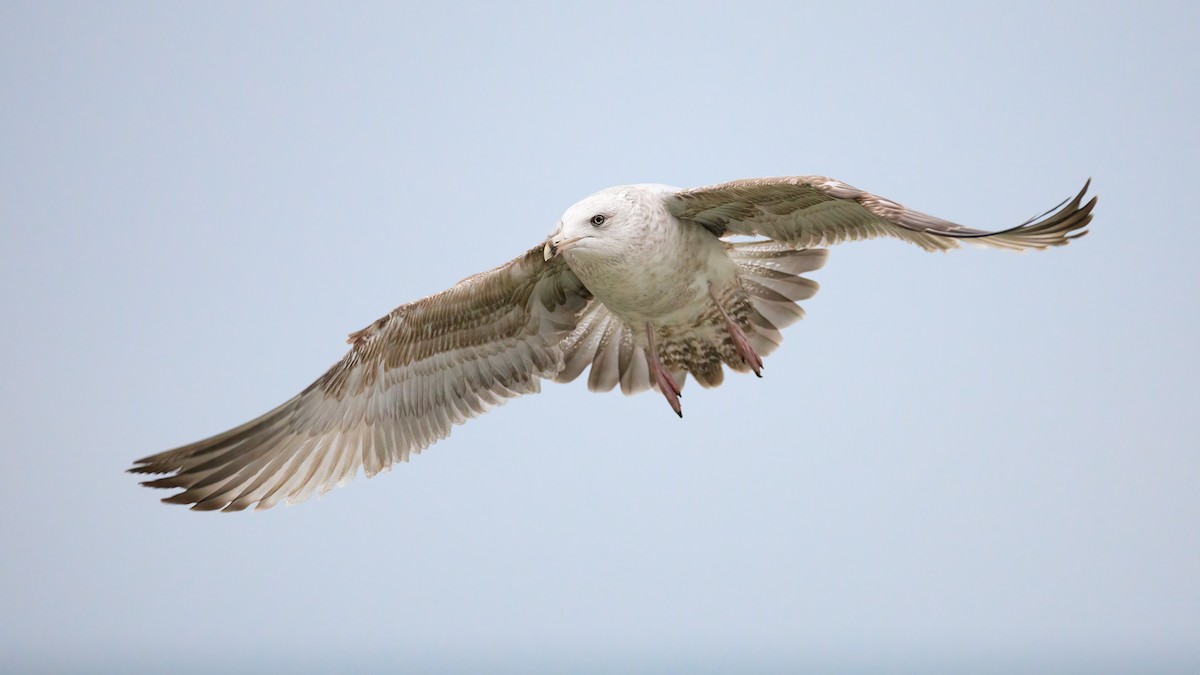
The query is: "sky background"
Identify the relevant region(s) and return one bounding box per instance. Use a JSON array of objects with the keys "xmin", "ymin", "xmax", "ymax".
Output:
[{"xmin": 2, "ymin": 2, "xmax": 1197, "ymax": 673}]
